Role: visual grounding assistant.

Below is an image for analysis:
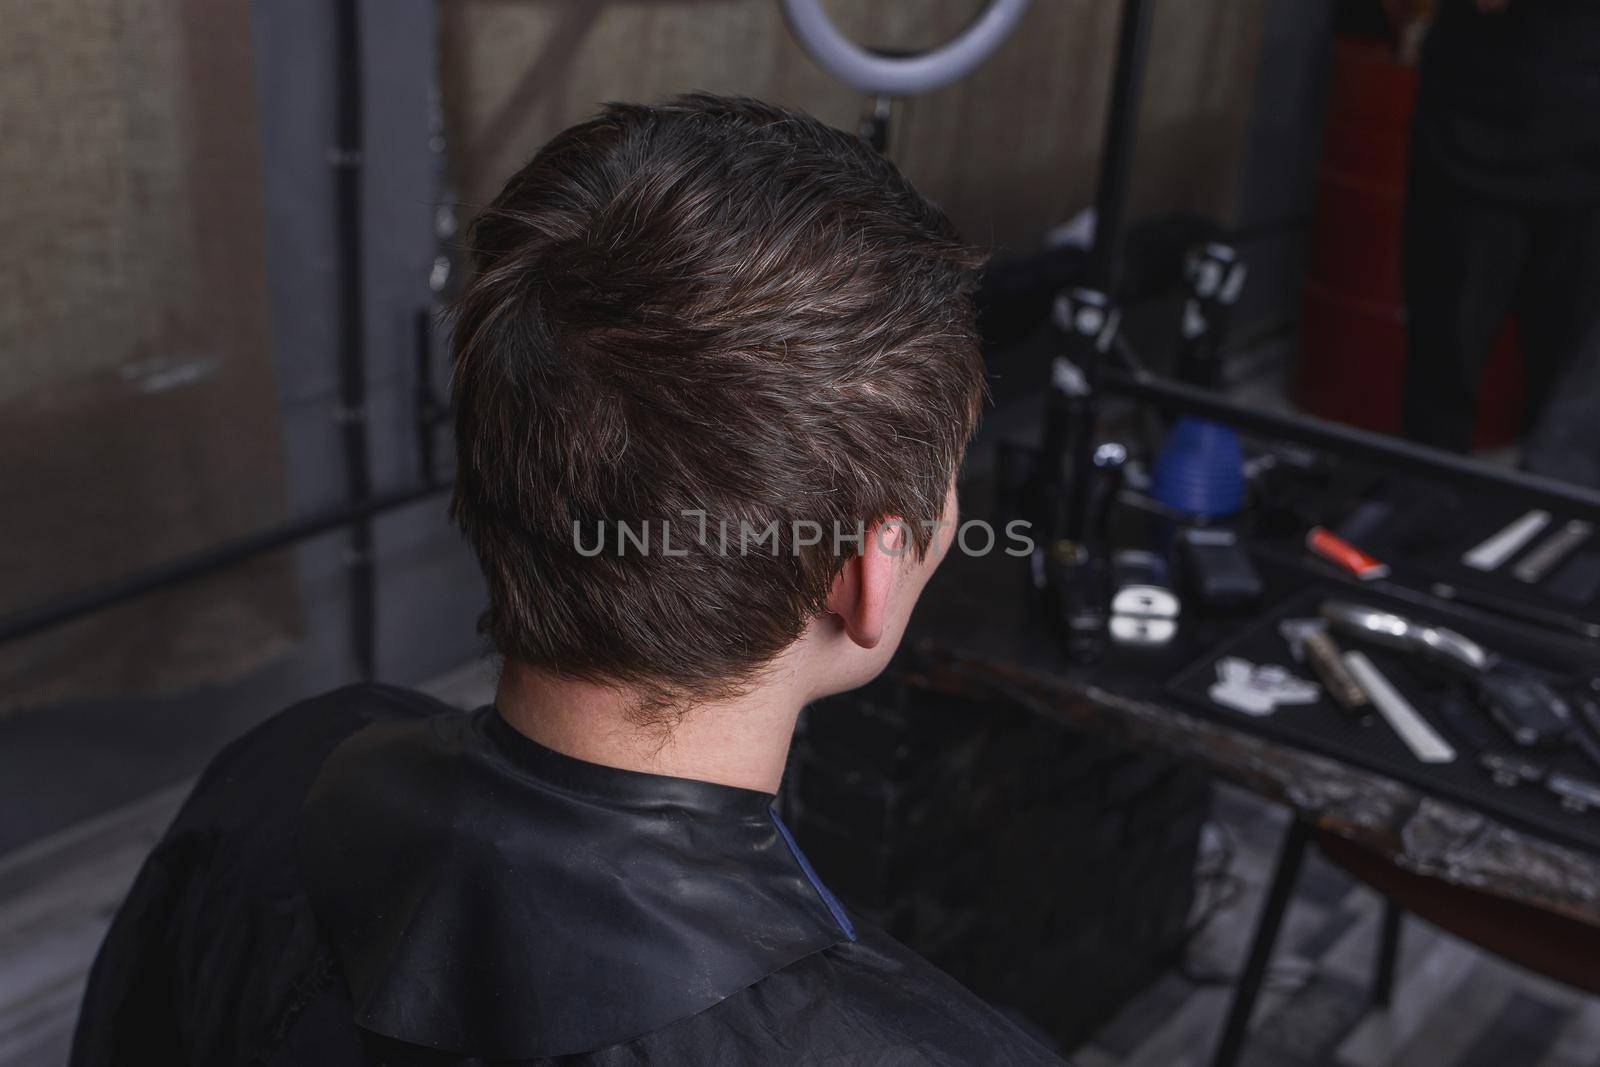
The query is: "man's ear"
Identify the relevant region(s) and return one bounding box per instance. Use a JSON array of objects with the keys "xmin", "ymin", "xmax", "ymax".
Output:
[{"xmin": 825, "ymin": 519, "xmax": 905, "ymax": 649}]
